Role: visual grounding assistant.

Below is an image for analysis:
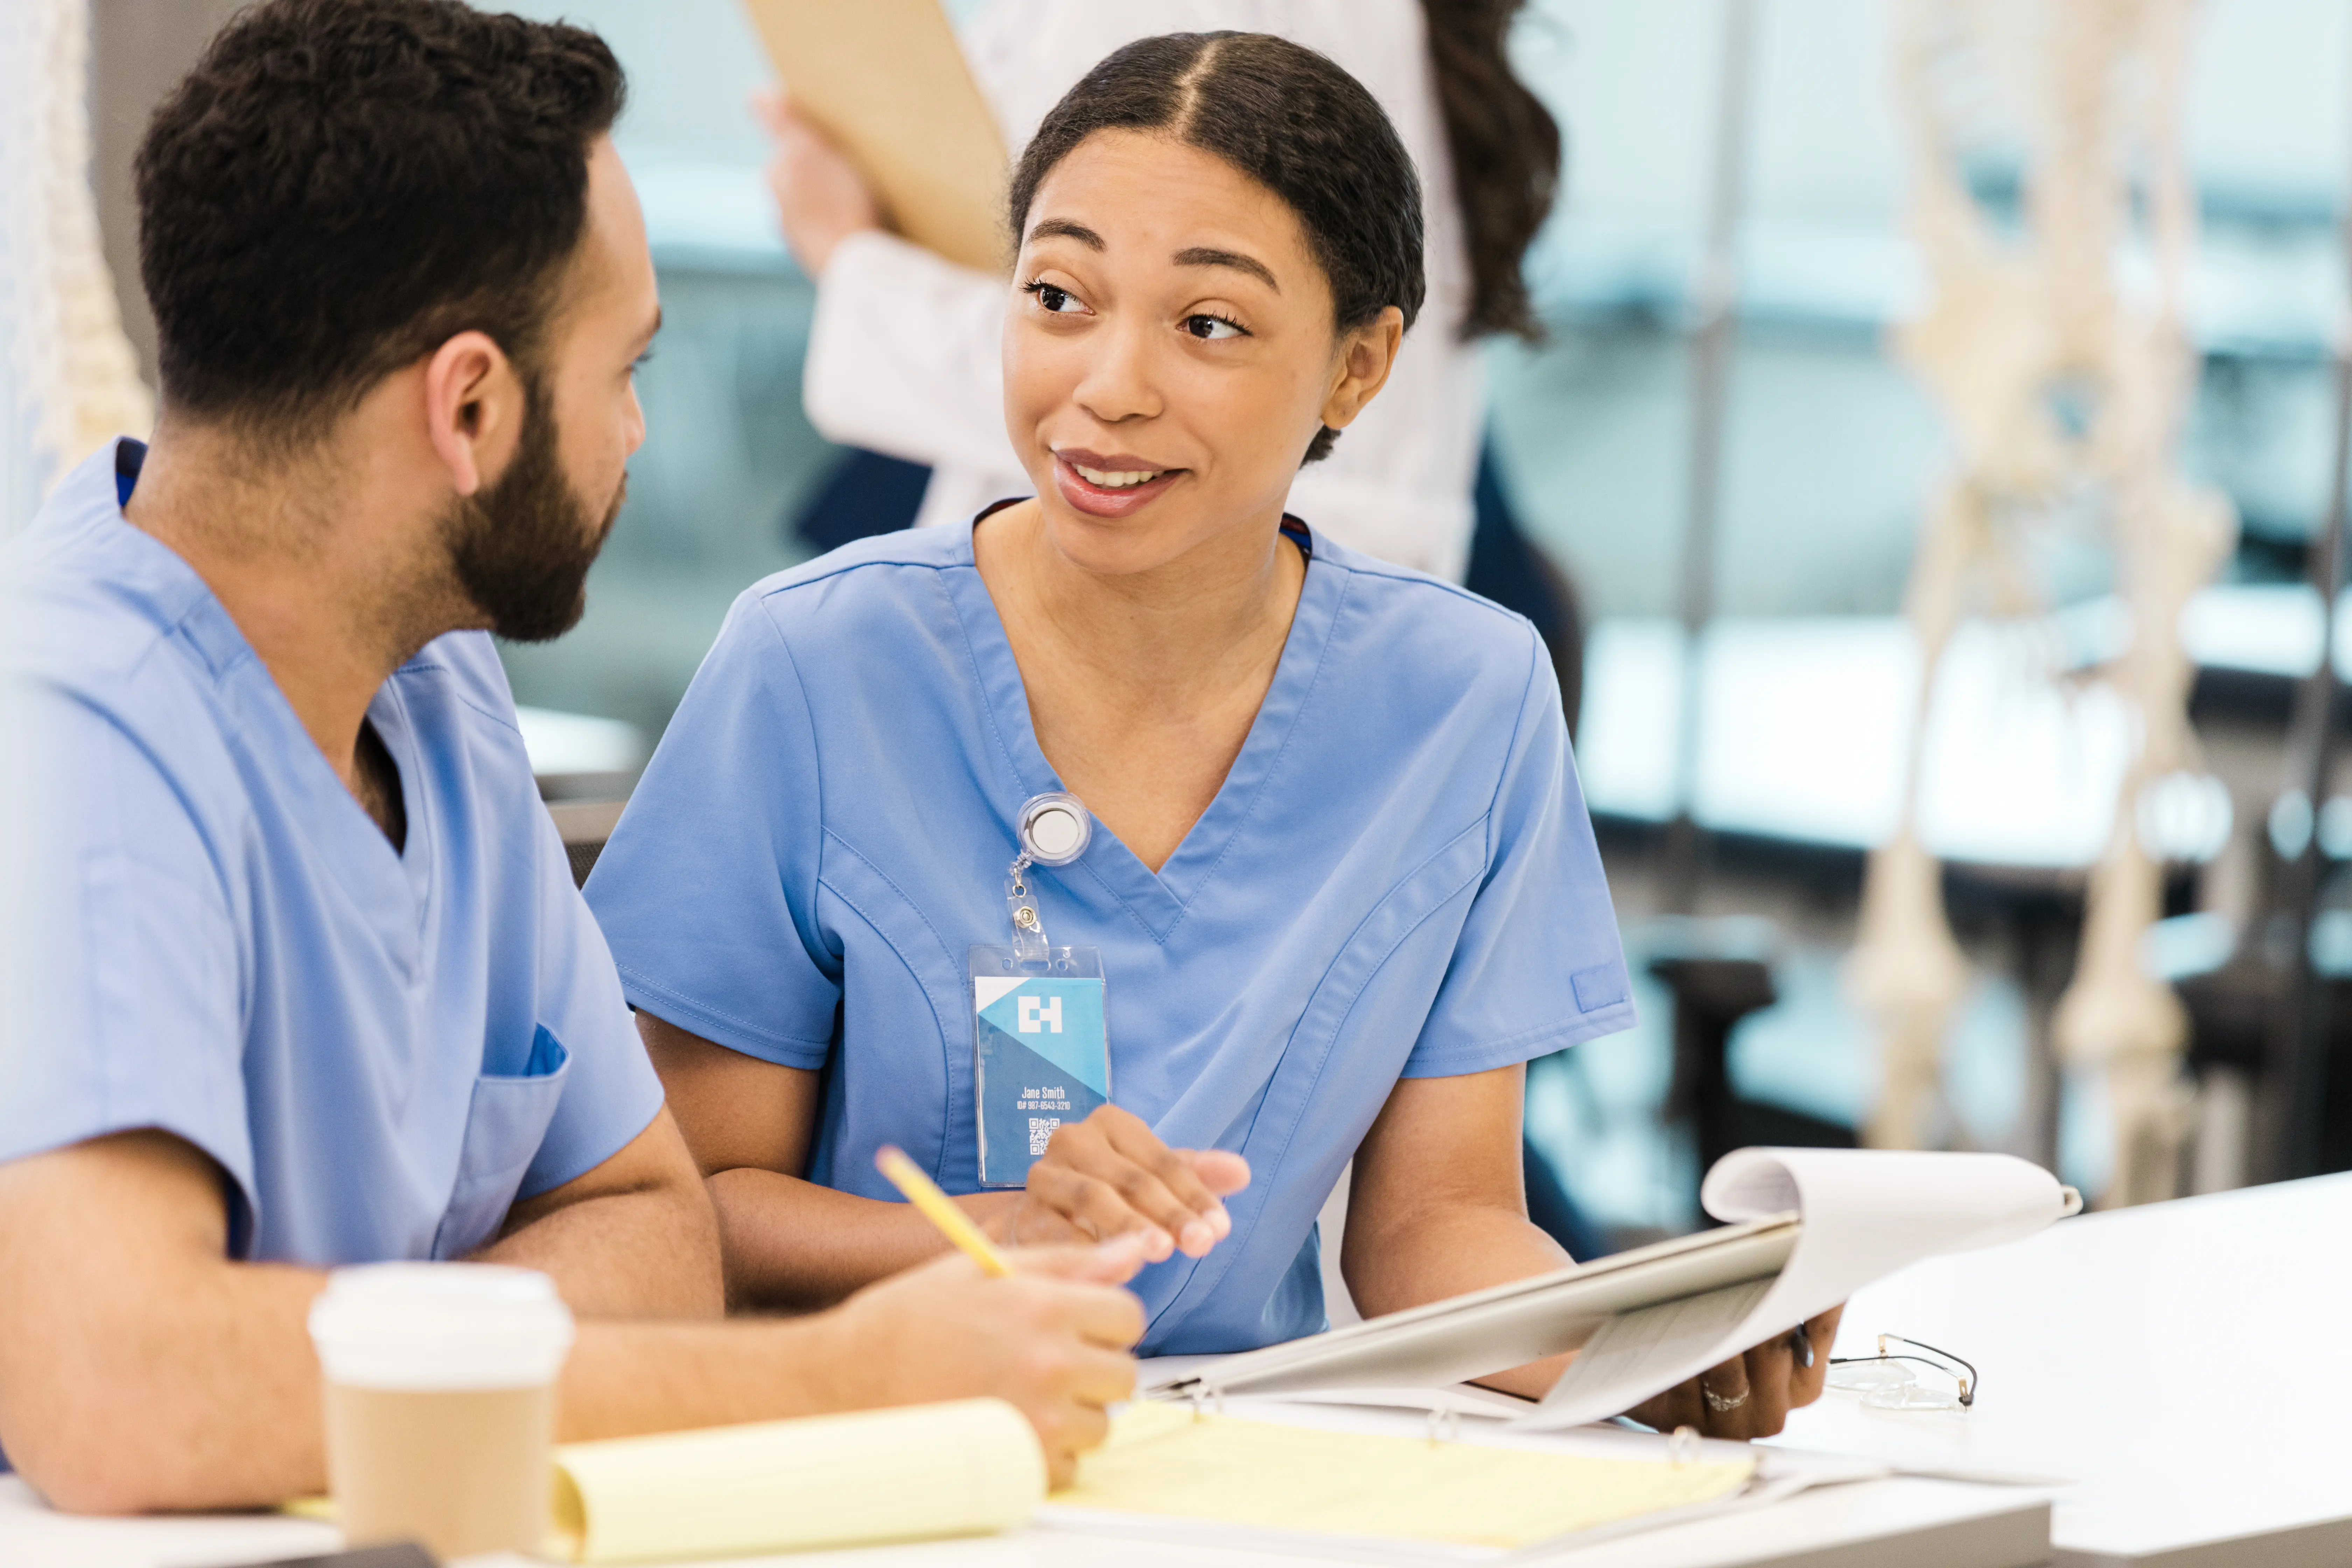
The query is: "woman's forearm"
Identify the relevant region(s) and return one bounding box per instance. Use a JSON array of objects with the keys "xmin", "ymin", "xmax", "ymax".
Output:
[
  {"xmin": 704, "ymin": 1166, "xmax": 1017, "ymax": 1311},
  {"xmin": 1342, "ymin": 1200, "xmax": 1575, "ymax": 1401}
]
